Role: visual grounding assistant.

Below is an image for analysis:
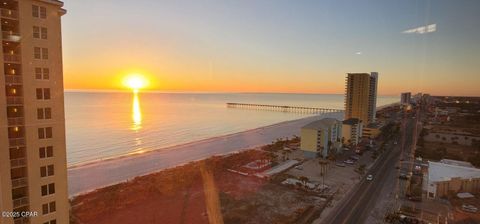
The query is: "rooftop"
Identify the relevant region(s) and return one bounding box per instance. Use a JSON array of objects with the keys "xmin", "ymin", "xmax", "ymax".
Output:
[
  {"xmin": 428, "ymin": 160, "xmax": 480, "ymax": 183},
  {"xmin": 302, "ymin": 118, "xmax": 340, "ymax": 130},
  {"xmin": 343, "ymin": 118, "xmax": 361, "ymax": 125}
]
